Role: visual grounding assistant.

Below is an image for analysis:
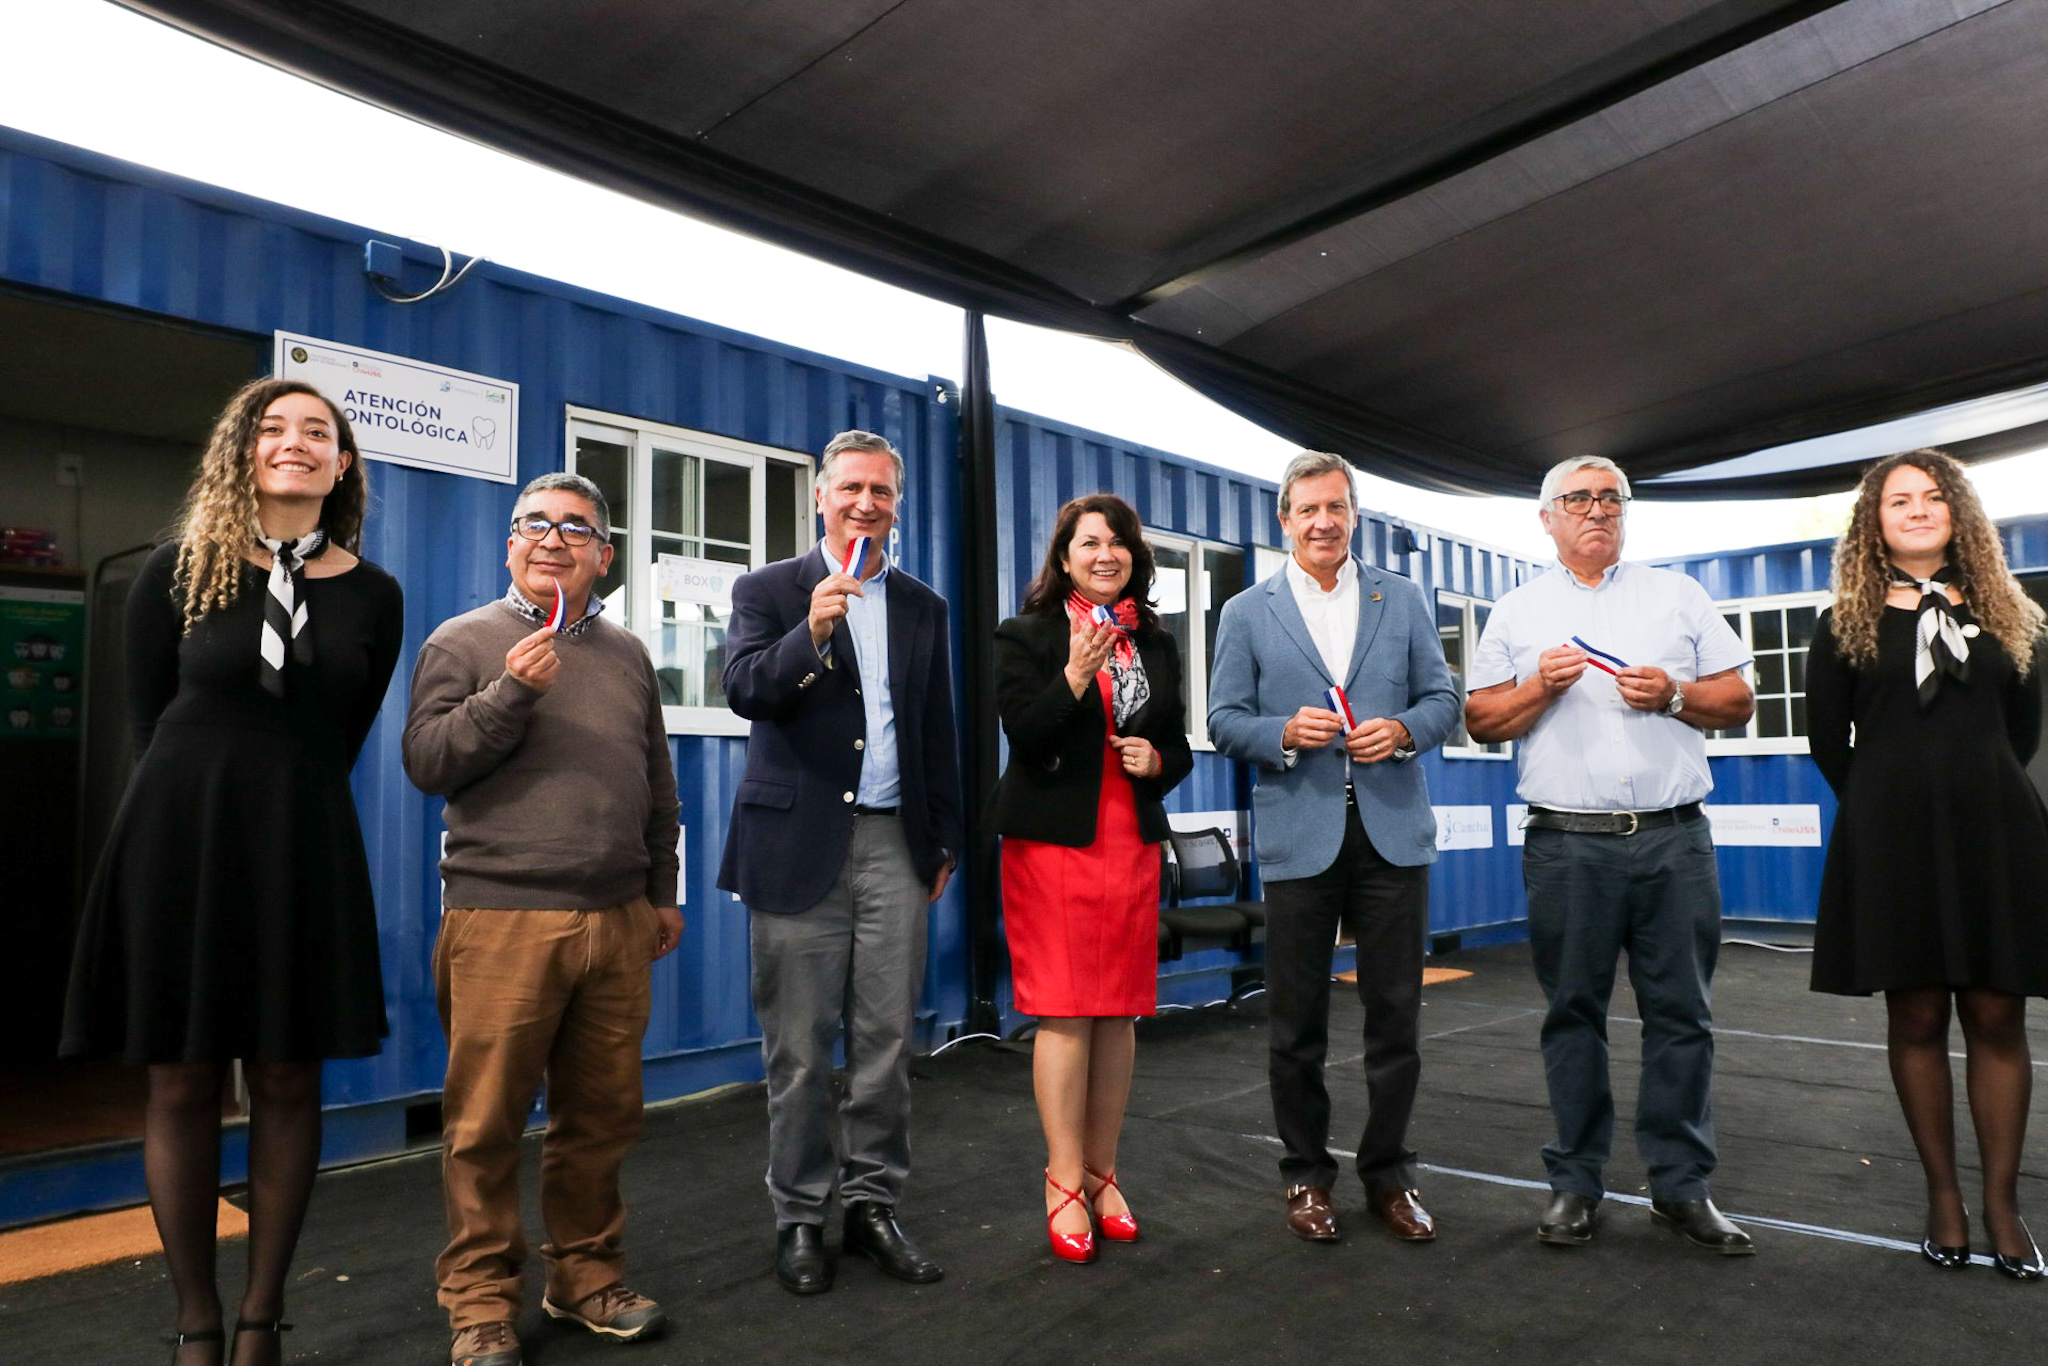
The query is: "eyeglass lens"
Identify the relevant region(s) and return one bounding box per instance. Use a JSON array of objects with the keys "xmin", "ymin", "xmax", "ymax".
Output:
[
  {"xmin": 513, "ymin": 516, "xmax": 596, "ymax": 545},
  {"xmin": 1560, "ymin": 491, "xmax": 1627, "ymax": 511}
]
